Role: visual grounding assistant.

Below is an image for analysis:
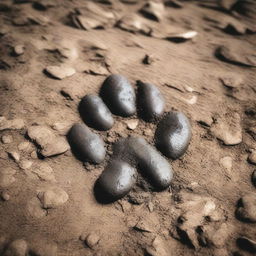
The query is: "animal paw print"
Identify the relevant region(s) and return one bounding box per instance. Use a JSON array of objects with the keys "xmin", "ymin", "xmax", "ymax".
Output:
[{"xmin": 67, "ymin": 74, "xmax": 192, "ymax": 203}]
